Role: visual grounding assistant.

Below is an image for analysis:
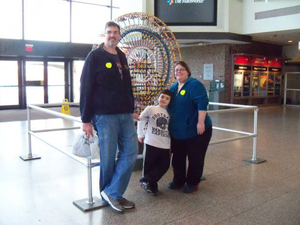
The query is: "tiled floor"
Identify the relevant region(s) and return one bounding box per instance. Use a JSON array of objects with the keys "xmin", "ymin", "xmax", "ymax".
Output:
[{"xmin": 0, "ymin": 106, "xmax": 299, "ymax": 225}]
